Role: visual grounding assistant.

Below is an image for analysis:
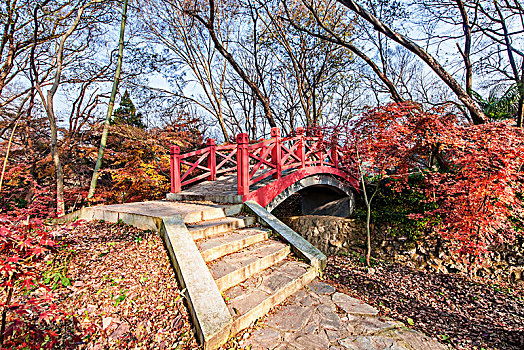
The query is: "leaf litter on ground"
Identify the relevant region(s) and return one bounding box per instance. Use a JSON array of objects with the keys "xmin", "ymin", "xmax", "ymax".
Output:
[
  {"xmin": 326, "ymin": 255, "xmax": 524, "ymax": 350},
  {"xmin": 48, "ymin": 220, "xmax": 199, "ymax": 349}
]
